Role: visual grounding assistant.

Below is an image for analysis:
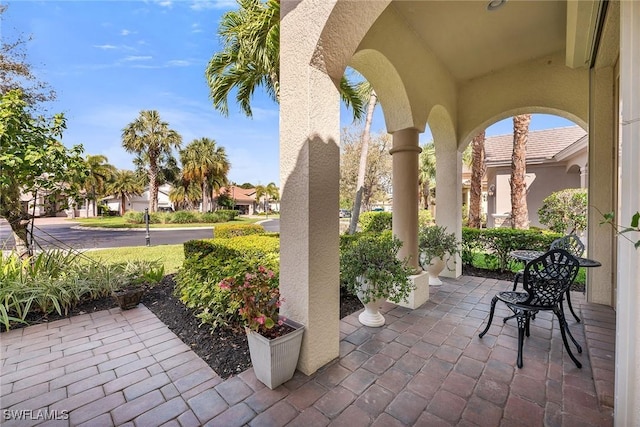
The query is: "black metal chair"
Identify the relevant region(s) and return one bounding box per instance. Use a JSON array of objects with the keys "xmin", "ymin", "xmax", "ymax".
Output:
[
  {"xmin": 512, "ymin": 234, "xmax": 585, "ymax": 322},
  {"xmin": 479, "ymin": 249, "xmax": 582, "ymax": 368}
]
